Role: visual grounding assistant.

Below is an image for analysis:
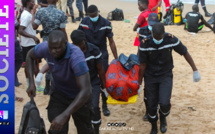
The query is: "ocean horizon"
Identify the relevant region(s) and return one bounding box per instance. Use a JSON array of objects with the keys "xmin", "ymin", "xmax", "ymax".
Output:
[{"xmin": 119, "ymin": 0, "xmax": 215, "ymax": 5}]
